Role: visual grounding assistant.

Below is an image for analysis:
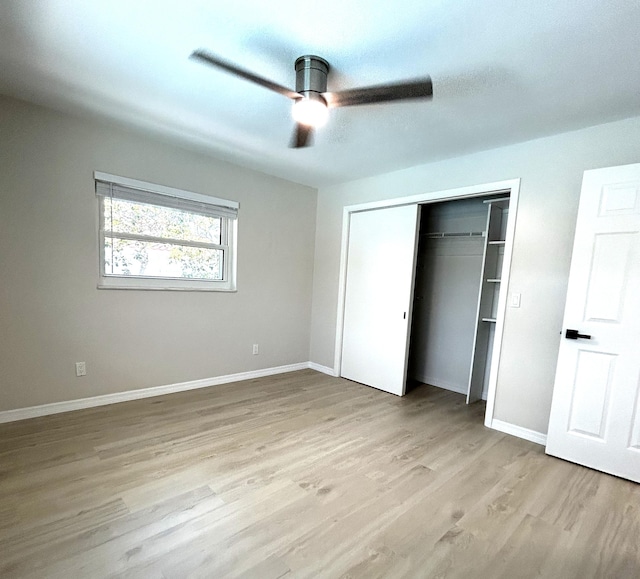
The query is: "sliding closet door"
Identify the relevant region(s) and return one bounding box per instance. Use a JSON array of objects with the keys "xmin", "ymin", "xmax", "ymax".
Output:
[{"xmin": 341, "ymin": 204, "xmax": 420, "ymax": 396}]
